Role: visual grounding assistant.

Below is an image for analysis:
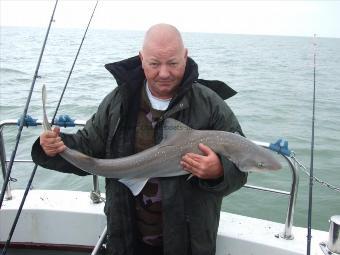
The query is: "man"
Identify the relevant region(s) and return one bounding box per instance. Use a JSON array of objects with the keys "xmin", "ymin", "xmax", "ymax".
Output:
[{"xmin": 32, "ymin": 23, "xmax": 247, "ymax": 255}]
